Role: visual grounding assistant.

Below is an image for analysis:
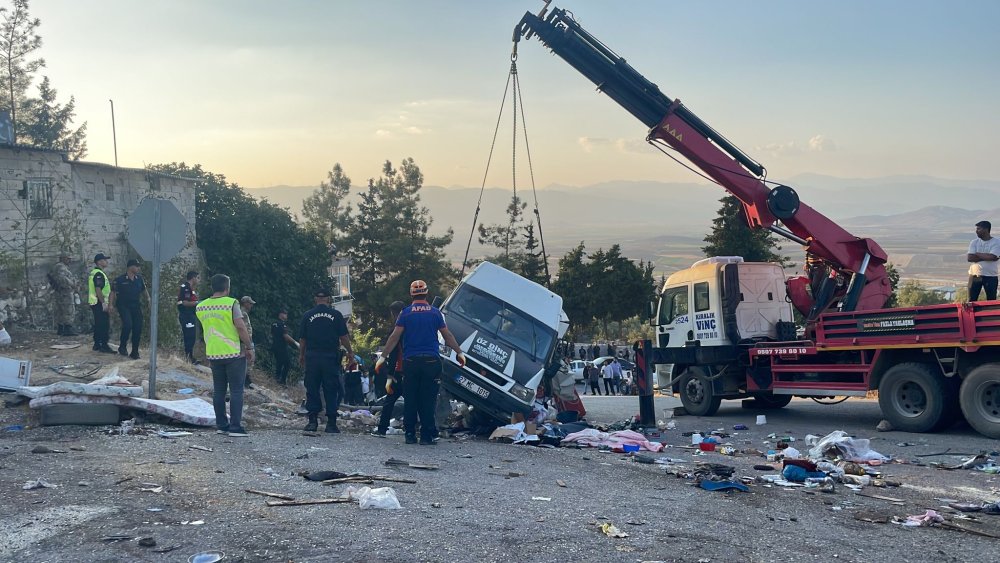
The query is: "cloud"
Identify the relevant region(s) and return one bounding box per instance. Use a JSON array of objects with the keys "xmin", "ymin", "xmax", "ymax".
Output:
[{"xmin": 756, "ymin": 134, "xmax": 837, "ymax": 156}]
